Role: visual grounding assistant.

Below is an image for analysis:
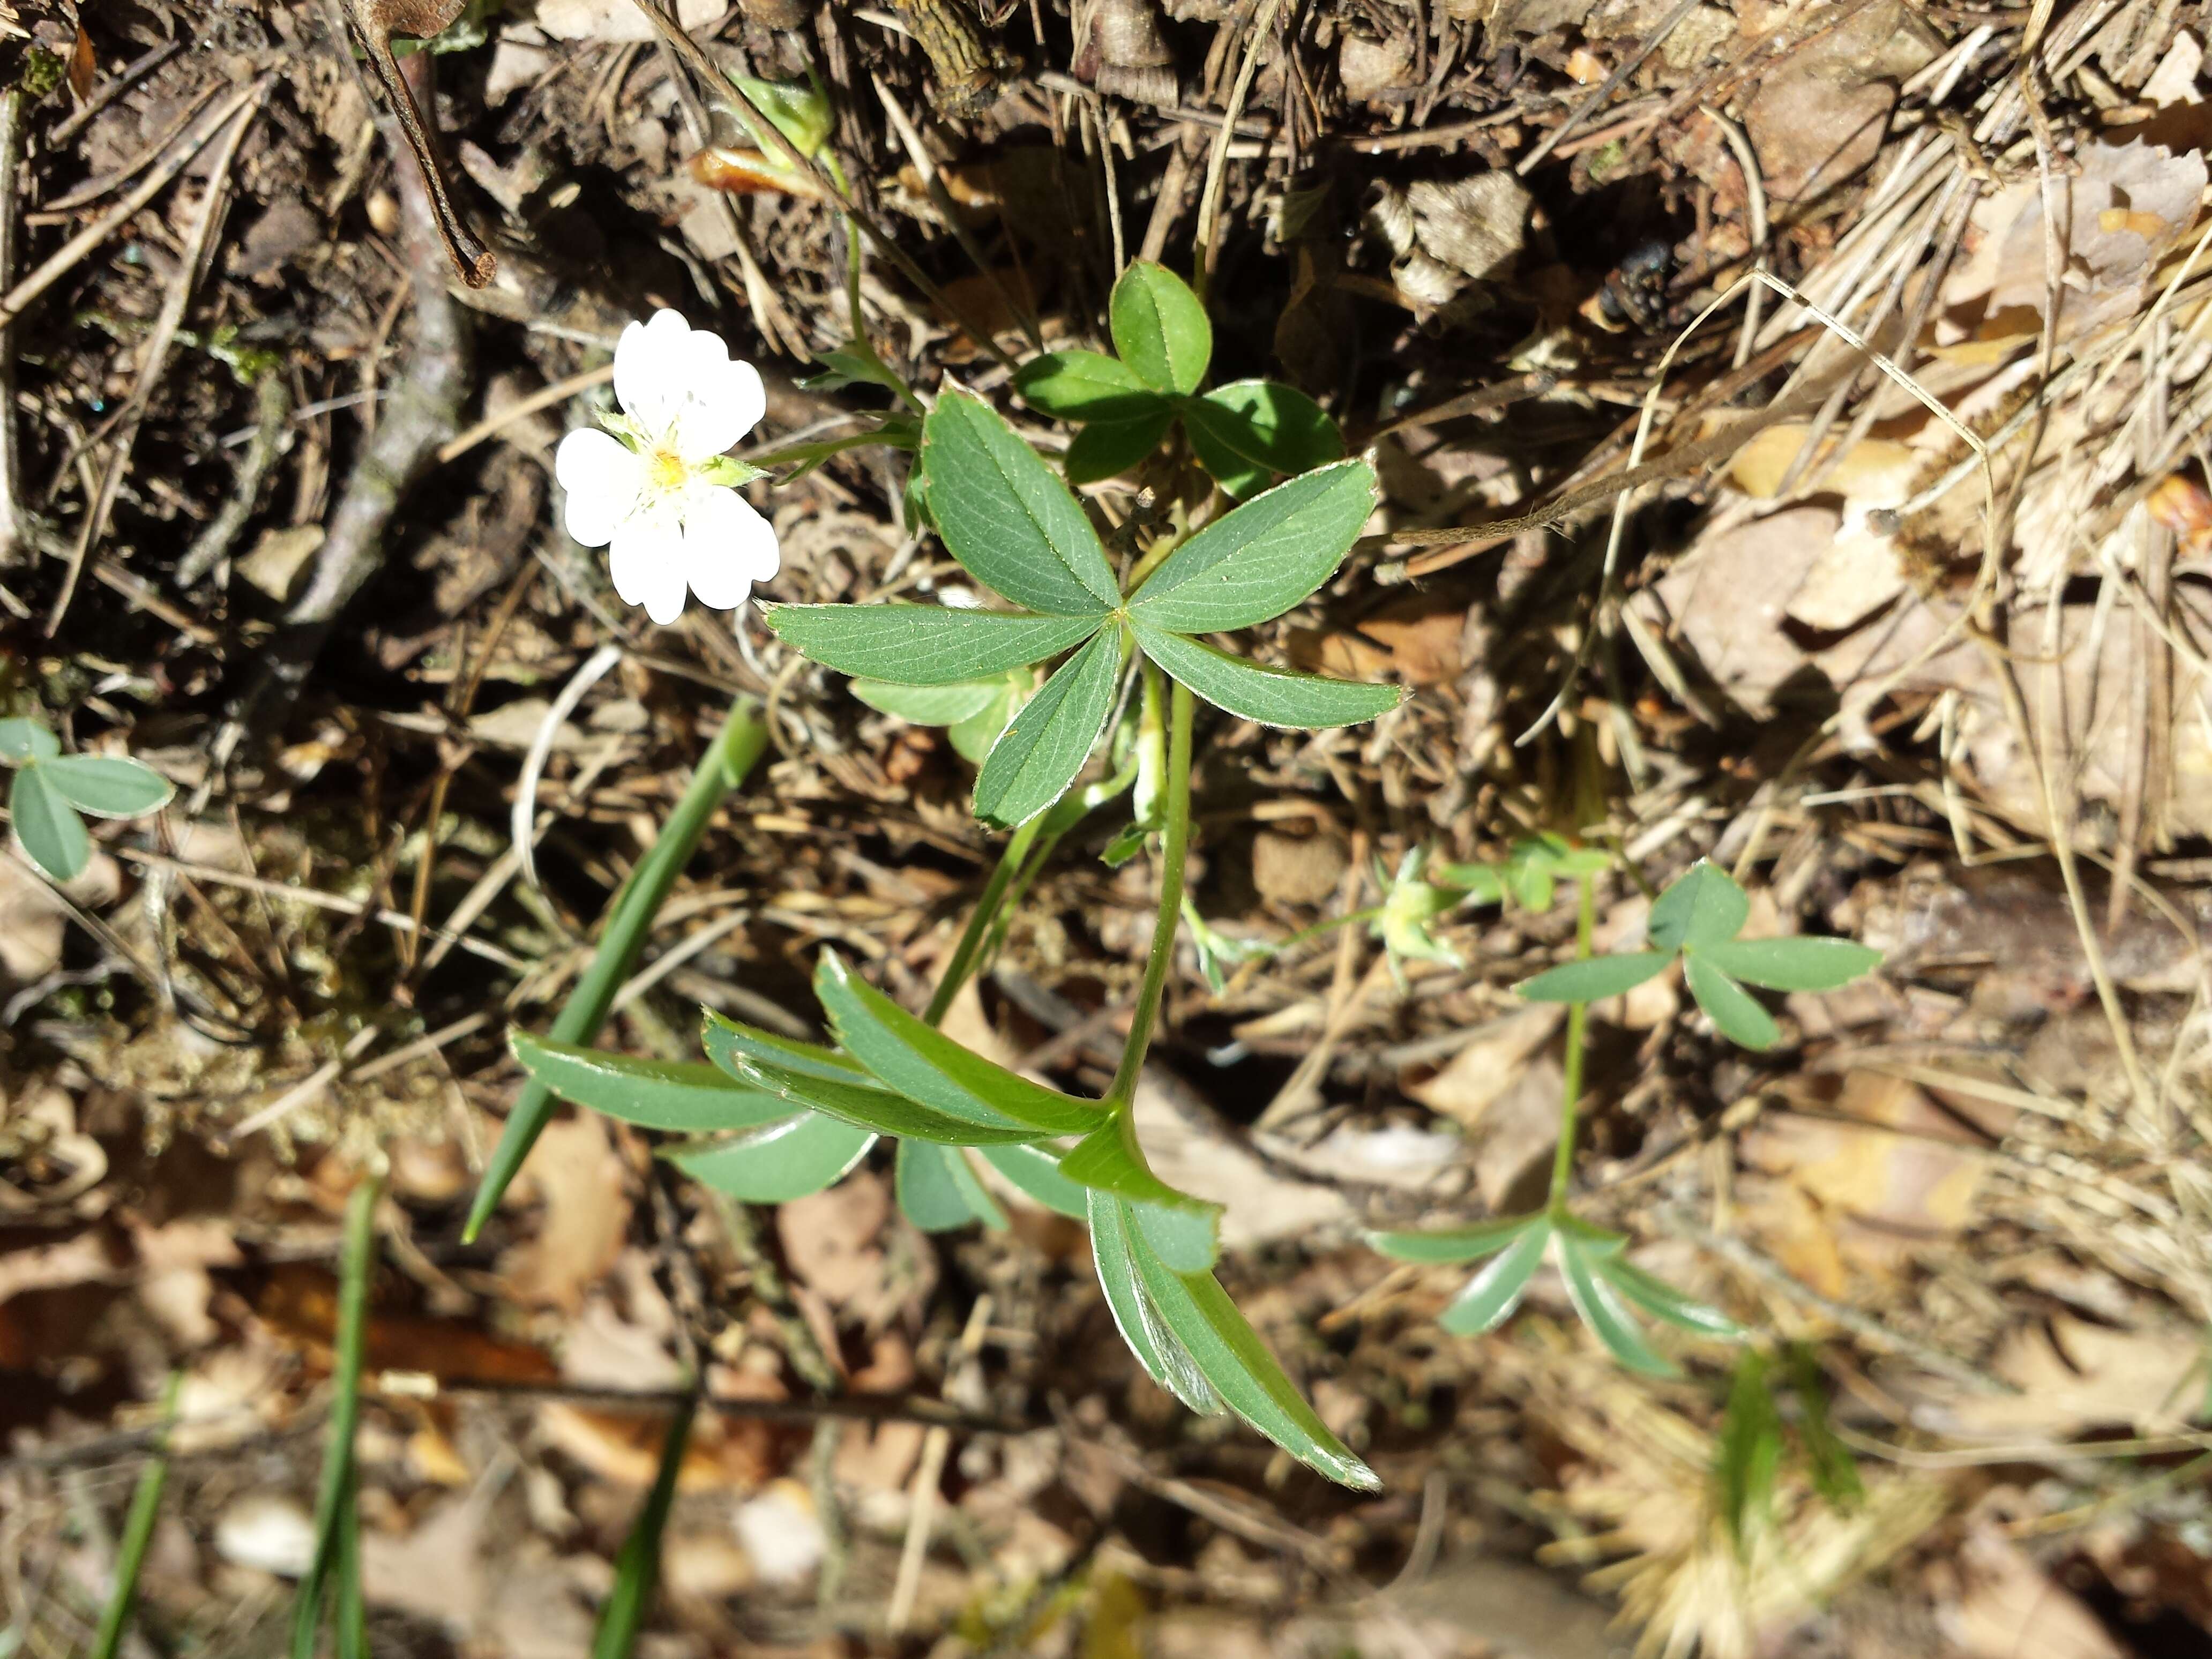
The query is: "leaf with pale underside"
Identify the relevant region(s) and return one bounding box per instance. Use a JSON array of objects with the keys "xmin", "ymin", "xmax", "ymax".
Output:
[
  {"xmin": 1438, "ymin": 1222, "xmax": 1551, "ymax": 1336},
  {"xmin": 980, "ymin": 1142, "xmax": 1090, "ymax": 1218},
  {"xmin": 669, "ymin": 1114, "xmax": 875, "ymax": 1204},
  {"xmin": 1088, "ymin": 1190, "xmax": 1219, "ymax": 1415},
  {"xmin": 1057, "ymin": 1114, "xmax": 1221, "ymax": 1270},
  {"xmin": 897, "ymin": 1141, "xmax": 1007, "ymax": 1232},
  {"xmin": 1558, "ymin": 1234, "xmax": 1678, "ymax": 1378}
]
